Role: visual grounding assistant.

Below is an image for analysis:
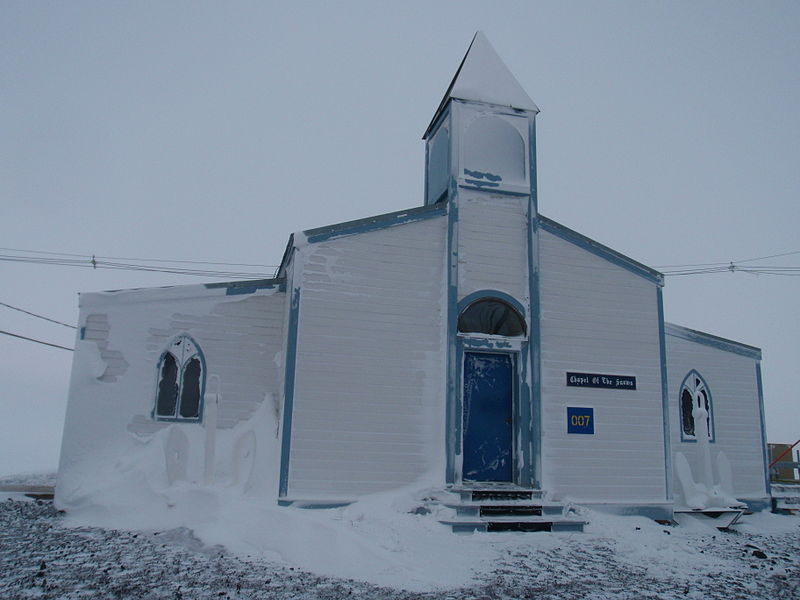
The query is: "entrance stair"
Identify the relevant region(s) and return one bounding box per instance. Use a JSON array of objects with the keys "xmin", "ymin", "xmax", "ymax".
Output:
[{"xmin": 431, "ymin": 485, "xmax": 585, "ymax": 533}]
